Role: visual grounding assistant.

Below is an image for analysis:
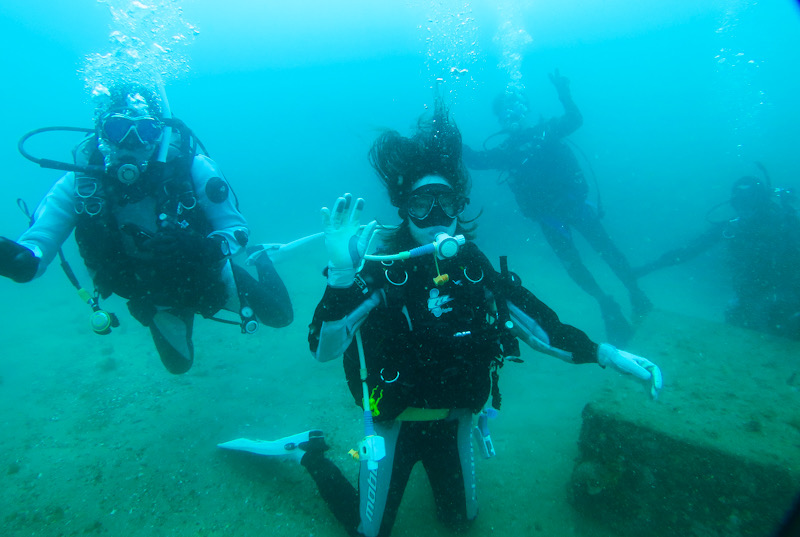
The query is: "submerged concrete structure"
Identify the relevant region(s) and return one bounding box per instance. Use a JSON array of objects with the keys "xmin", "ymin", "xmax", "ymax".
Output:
[{"xmin": 569, "ymin": 310, "xmax": 800, "ymax": 536}]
